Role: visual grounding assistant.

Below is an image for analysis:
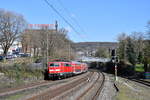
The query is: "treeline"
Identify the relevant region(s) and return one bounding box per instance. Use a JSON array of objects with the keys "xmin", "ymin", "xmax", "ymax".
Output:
[
  {"xmin": 117, "ymin": 22, "xmax": 150, "ymax": 72},
  {"xmin": 22, "ymin": 28, "xmax": 75, "ymax": 60},
  {"xmin": 0, "ymin": 9, "xmax": 75, "ymax": 60}
]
